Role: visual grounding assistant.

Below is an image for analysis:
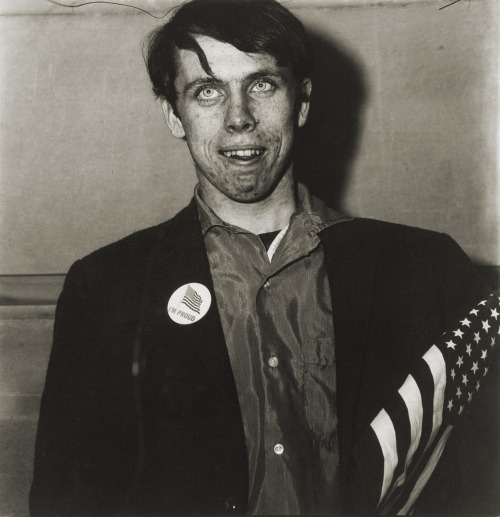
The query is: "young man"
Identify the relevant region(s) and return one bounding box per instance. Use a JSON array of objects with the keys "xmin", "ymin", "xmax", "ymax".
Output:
[{"xmin": 31, "ymin": 0, "xmax": 497, "ymax": 515}]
